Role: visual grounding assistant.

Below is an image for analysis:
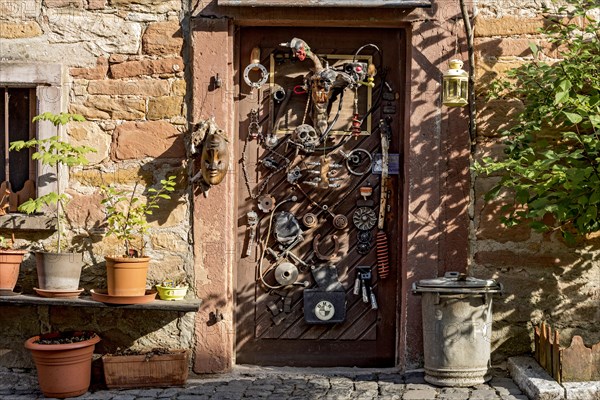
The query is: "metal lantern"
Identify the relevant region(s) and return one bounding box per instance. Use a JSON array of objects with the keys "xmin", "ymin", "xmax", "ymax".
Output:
[{"xmin": 442, "ymin": 59, "xmax": 469, "ymax": 107}]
